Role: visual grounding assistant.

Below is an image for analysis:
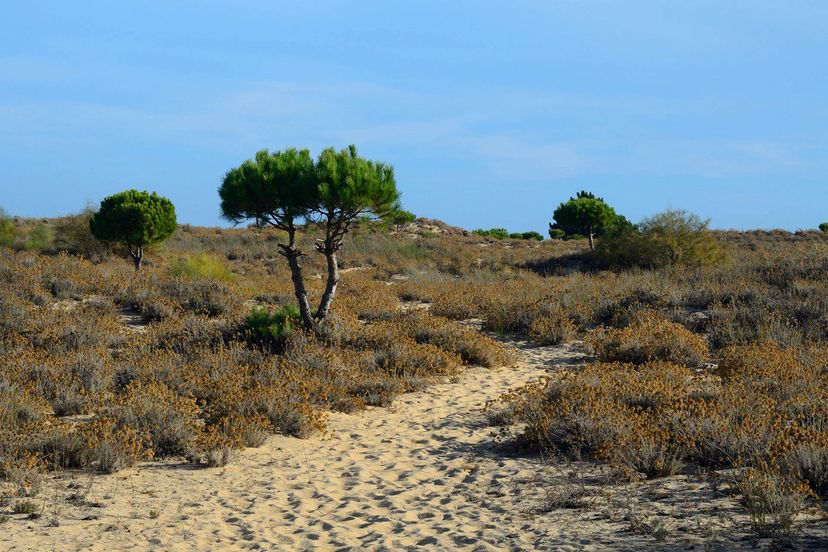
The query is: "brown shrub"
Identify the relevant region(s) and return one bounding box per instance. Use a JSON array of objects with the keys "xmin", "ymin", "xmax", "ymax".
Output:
[
  {"xmin": 528, "ymin": 310, "xmax": 577, "ymax": 345},
  {"xmin": 103, "ymin": 382, "xmax": 200, "ymax": 457},
  {"xmin": 589, "ymin": 311, "xmax": 708, "ymax": 367}
]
